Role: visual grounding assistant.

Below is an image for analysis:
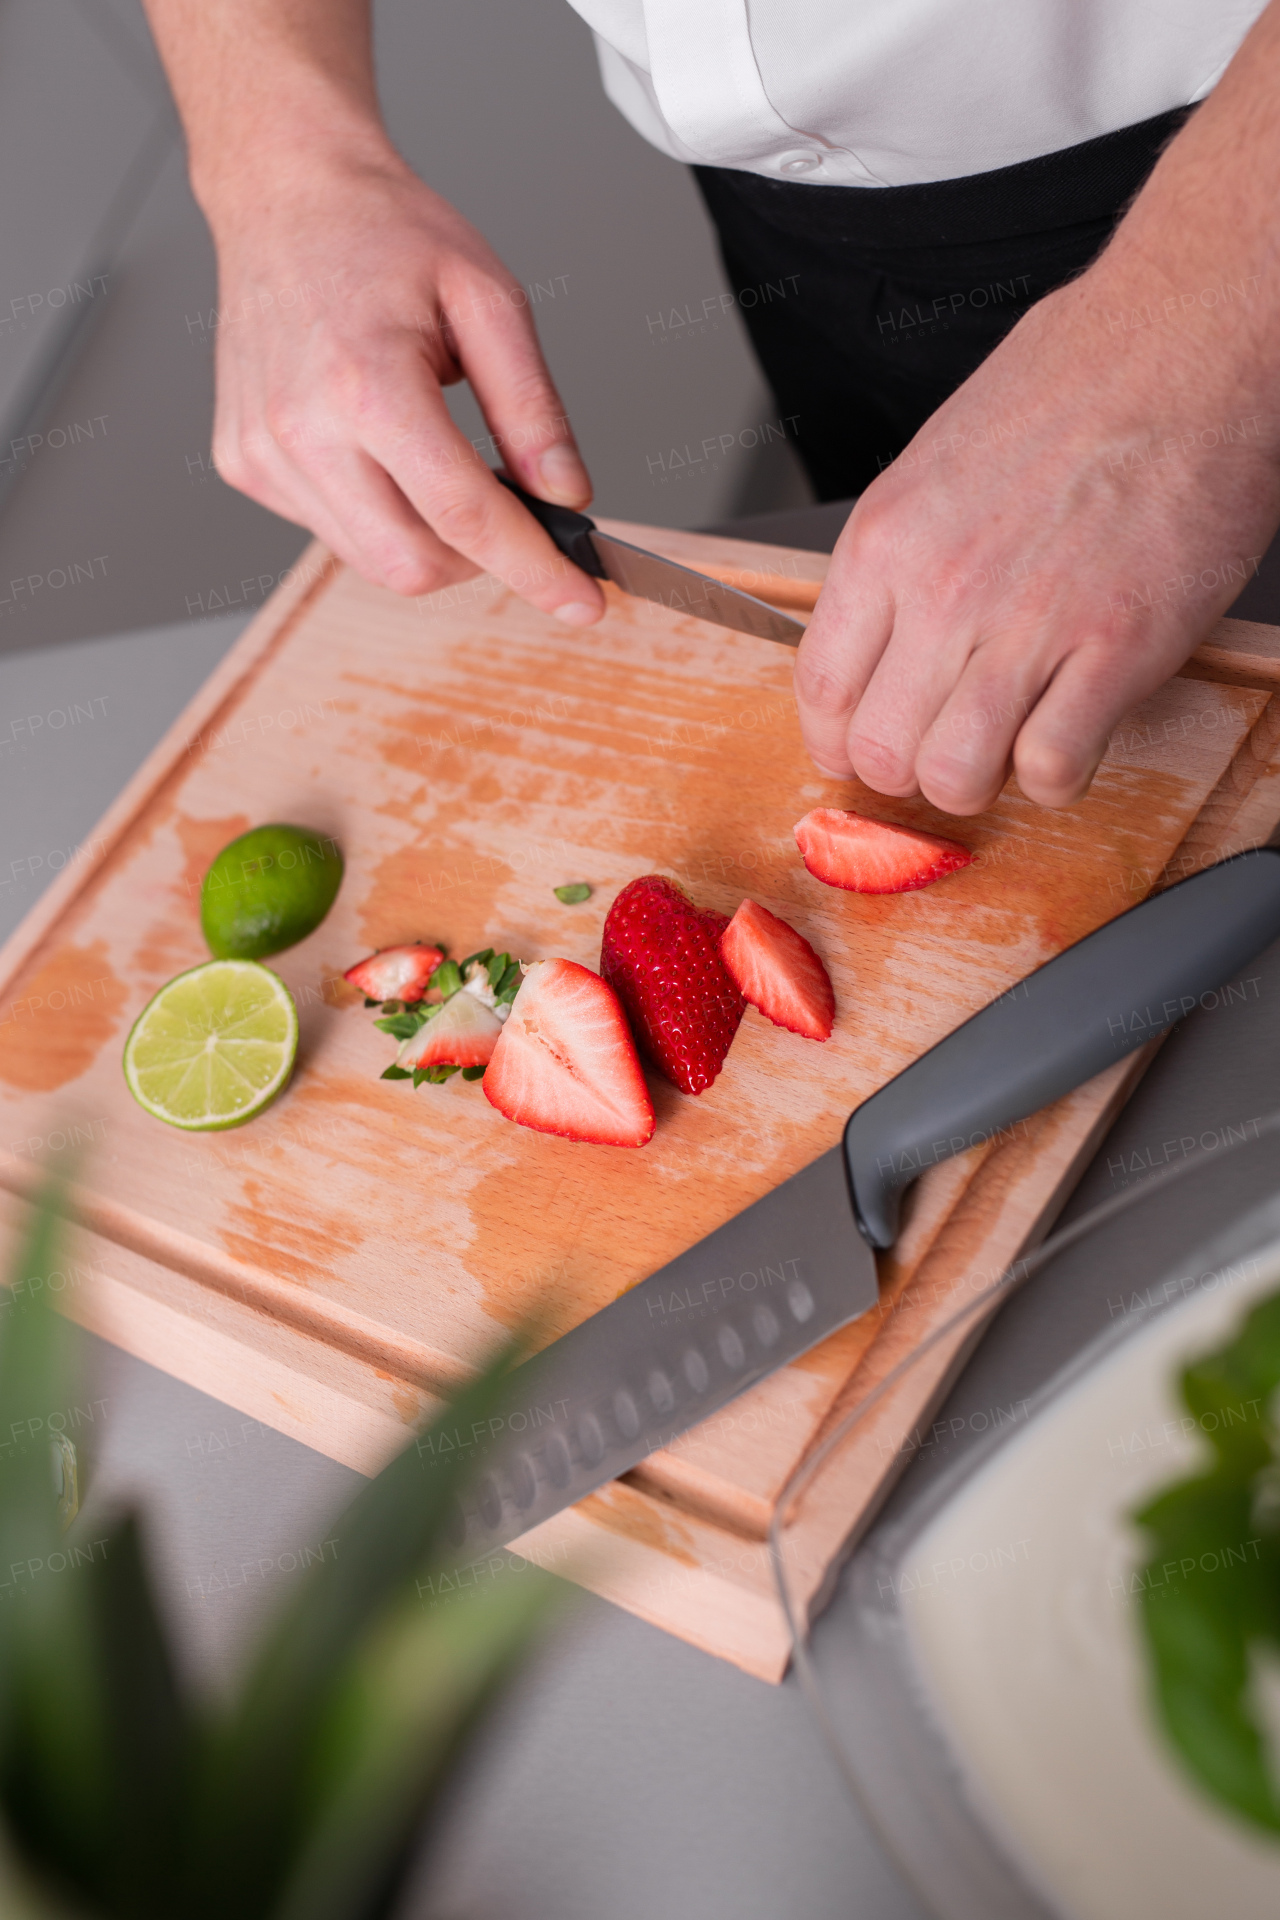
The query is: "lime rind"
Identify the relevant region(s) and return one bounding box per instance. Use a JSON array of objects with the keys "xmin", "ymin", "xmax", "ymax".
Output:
[
  {"xmin": 123, "ymin": 960, "xmax": 299, "ymax": 1131},
  {"xmin": 200, "ymin": 823, "xmax": 344, "ymax": 961}
]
